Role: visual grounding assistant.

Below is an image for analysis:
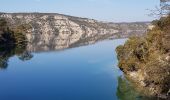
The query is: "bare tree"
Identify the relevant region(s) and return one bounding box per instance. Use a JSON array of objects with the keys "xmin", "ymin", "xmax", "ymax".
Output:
[
  {"xmin": 148, "ymin": 0, "xmax": 170, "ymax": 17},
  {"xmin": 160, "ymin": 0, "xmax": 170, "ymax": 15}
]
